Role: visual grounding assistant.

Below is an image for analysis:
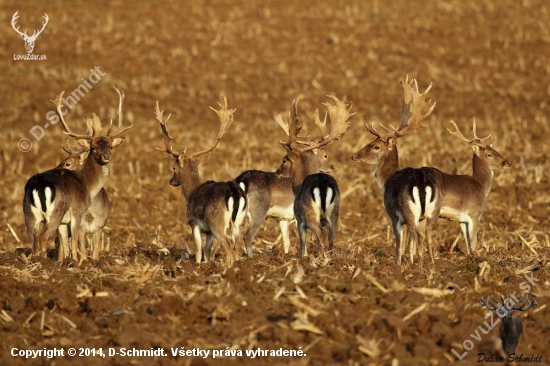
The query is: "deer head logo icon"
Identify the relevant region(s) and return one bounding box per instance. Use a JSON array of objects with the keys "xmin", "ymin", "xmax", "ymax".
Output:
[{"xmin": 11, "ymin": 11, "xmax": 49, "ymax": 54}]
